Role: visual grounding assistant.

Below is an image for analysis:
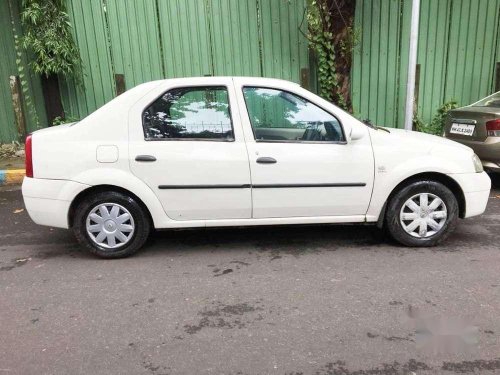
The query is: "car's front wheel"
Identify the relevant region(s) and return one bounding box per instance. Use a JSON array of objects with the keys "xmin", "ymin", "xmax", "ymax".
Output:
[
  {"xmin": 385, "ymin": 180, "xmax": 459, "ymax": 247},
  {"xmin": 73, "ymin": 191, "xmax": 151, "ymax": 258}
]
